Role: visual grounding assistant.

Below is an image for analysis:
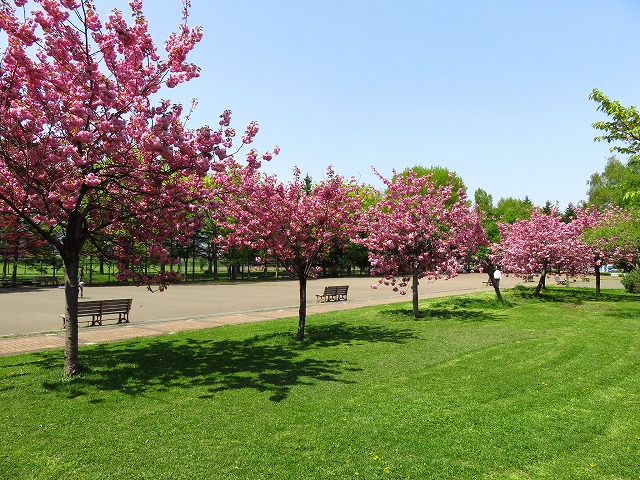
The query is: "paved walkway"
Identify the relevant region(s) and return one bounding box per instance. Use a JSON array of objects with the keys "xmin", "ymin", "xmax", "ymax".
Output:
[{"xmin": 0, "ymin": 274, "xmax": 621, "ymax": 356}]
